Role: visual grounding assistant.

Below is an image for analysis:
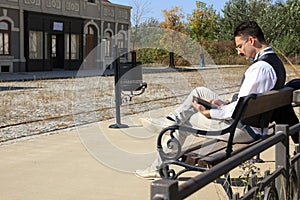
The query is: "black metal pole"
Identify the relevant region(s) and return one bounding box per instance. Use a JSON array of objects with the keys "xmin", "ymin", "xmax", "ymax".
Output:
[
  {"xmin": 109, "ymin": 45, "xmax": 128, "ymax": 129},
  {"xmin": 132, "ymin": 51, "xmax": 136, "ymax": 67},
  {"xmin": 169, "ymin": 52, "xmax": 175, "ymax": 68},
  {"xmin": 114, "ymin": 54, "xmax": 122, "ymax": 125}
]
